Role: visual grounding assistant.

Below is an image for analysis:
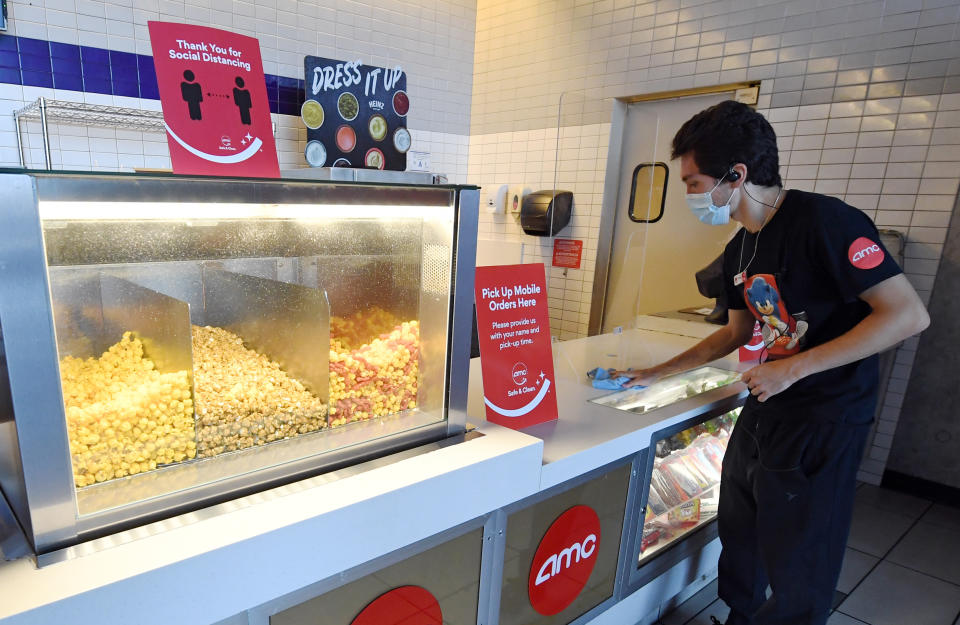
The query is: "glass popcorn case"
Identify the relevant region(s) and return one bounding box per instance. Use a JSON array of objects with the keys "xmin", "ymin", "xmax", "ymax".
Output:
[{"xmin": 0, "ymin": 171, "xmax": 478, "ymax": 557}]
